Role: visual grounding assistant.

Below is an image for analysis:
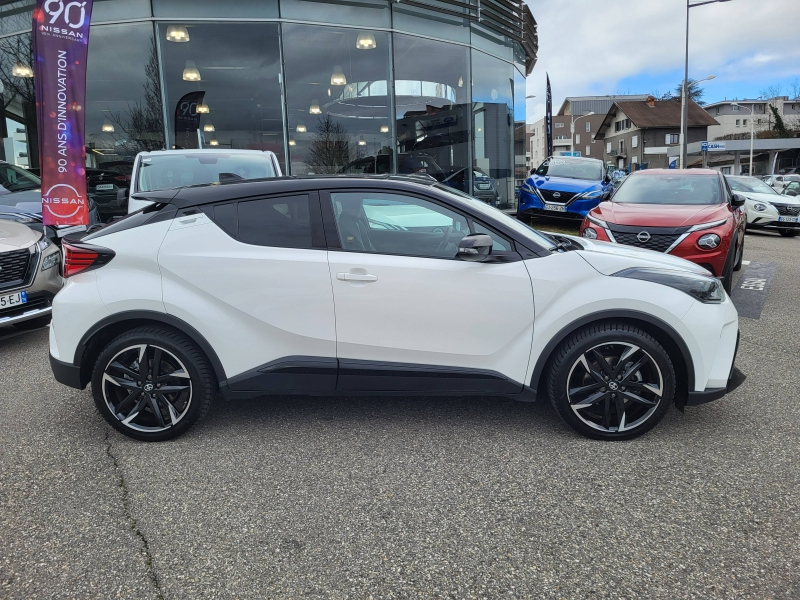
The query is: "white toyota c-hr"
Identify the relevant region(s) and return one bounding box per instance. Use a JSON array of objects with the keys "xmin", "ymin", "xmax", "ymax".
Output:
[{"xmin": 49, "ymin": 176, "xmax": 742, "ymax": 442}]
